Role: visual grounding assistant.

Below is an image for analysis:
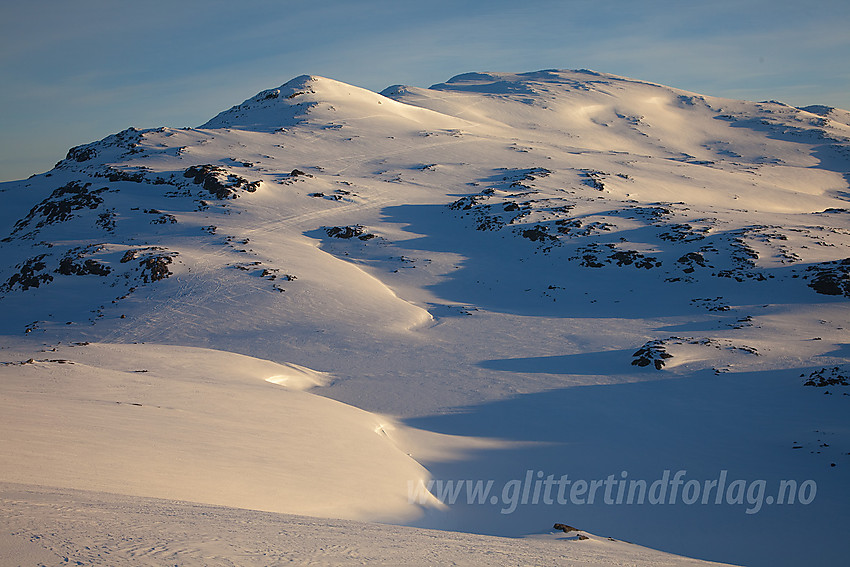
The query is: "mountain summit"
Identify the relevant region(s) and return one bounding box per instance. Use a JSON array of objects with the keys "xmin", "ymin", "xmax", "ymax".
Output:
[
  {"xmin": 1, "ymin": 70, "xmax": 849, "ymax": 567},
  {"xmin": 201, "ymin": 74, "xmax": 468, "ymax": 131}
]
